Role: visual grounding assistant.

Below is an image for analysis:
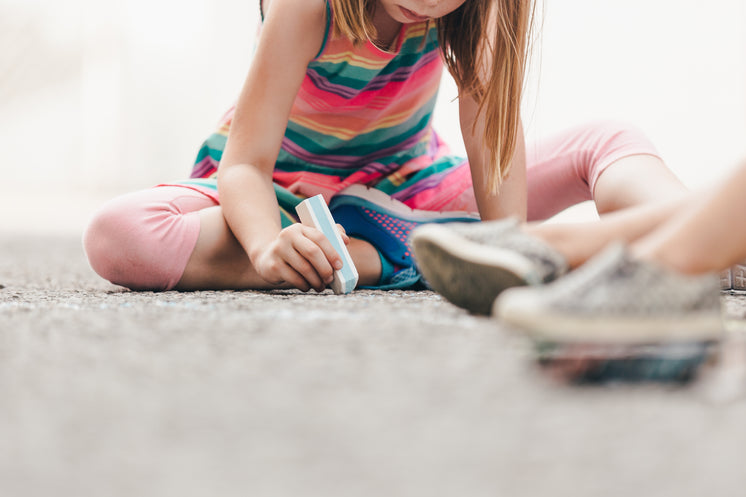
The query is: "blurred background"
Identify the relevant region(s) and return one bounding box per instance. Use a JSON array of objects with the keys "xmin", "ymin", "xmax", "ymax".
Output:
[{"xmin": 1, "ymin": 0, "xmax": 744, "ymax": 234}]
